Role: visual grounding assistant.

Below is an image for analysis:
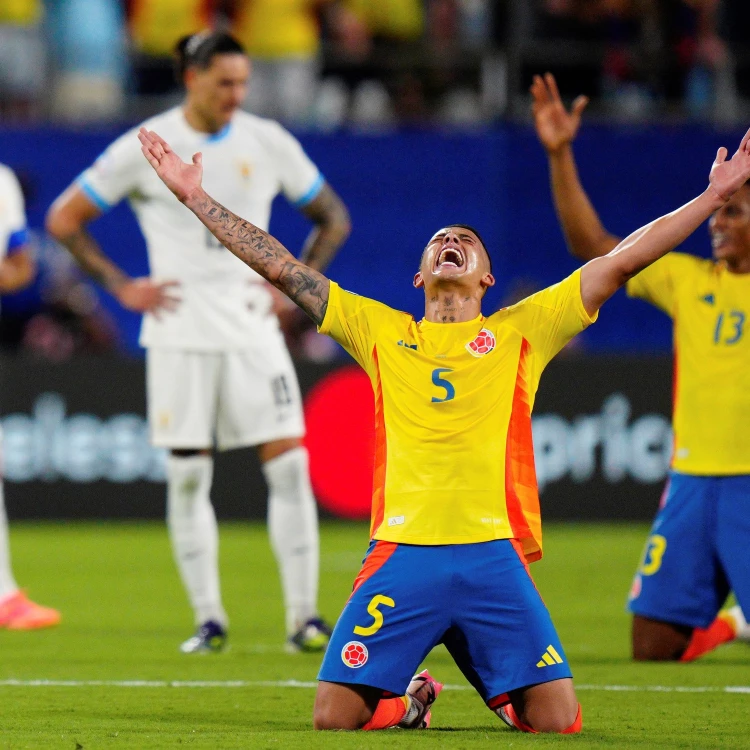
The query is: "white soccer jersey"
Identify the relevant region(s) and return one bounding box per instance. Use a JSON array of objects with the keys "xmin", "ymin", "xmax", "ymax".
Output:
[
  {"xmin": 78, "ymin": 108, "xmax": 324, "ymax": 350},
  {"xmin": 0, "ymin": 163, "xmax": 28, "ymax": 263}
]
